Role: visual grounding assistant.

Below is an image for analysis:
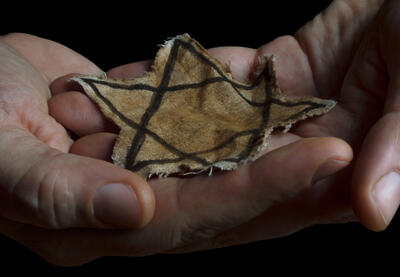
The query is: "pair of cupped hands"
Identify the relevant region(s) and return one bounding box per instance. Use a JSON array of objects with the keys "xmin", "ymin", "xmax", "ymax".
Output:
[{"xmin": 0, "ymin": 0, "xmax": 395, "ymax": 266}]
